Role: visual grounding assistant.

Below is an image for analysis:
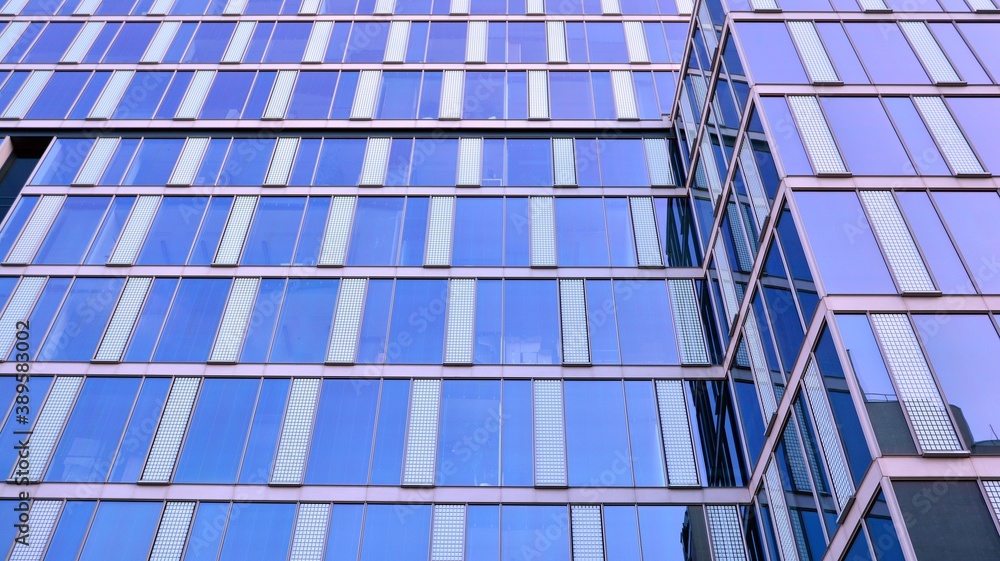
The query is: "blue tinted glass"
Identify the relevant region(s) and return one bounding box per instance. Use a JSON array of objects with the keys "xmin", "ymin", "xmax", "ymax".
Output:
[
  {"xmin": 108, "ymin": 377, "xmax": 169, "ymax": 482},
  {"xmin": 217, "ymin": 139, "xmax": 275, "ymax": 185},
  {"xmin": 507, "ymin": 140, "xmax": 552, "ymax": 186},
  {"xmin": 68, "ymin": 71, "xmax": 109, "ymax": 117},
  {"xmin": 241, "ymin": 197, "xmax": 305, "ymax": 265},
  {"xmin": 246, "ymin": 0, "xmax": 282, "ymax": 13},
  {"xmin": 759, "ymin": 98, "xmax": 812, "ymax": 176},
  {"xmin": 501, "ymin": 506, "xmax": 570, "ymax": 561},
  {"xmin": 504, "ymin": 198, "xmax": 529, "ymax": 266},
  {"xmin": 199, "ymin": 71, "xmax": 254, "ymax": 119},
  {"xmin": 289, "ymin": 139, "xmax": 321, "ymax": 185},
  {"xmin": 453, "ymin": 198, "xmax": 503, "ymax": 266},
  {"xmin": 356, "ymin": 279, "xmax": 393, "ymax": 363},
  {"xmin": 464, "ymin": 72, "xmax": 506, "ymax": 119},
  {"xmin": 0, "ymin": 71, "xmax": 28, "ymax": 111},
  {"xmin": 633, "ymin": 71, "xmax": 661, "ymax": 119},
  {"xmin": 182, "ymin": 22, "xmax": 235, "ymax": 62},
  {"xmin": 565, "ymin": 381, "xmax": 633, "ymax": 486},
  {"xmin": 821, "ymin": 97, "xmax": 914, "ymax": 175},
  {"xmin": 605, "ymin": 198, "xmax": 636, "ymax": 267},
  {"xmin": 0, "ymin": 378, "xmax": 51, "ymax": 471},
  {"xmin": 34, "ymin": 196, "xmax": 110, "ymax": 264},
  {"xmin": 175, "ymin": 378, "xmax": 258, "ymax": 483},
  {"xmin": 486, "ymin": 22, "xmax": 505, "ymax": 60},
  {"xmin": 501, "ymin": 380, "xmax": 533, "ymax": 486},
  {"xmin": 344, "ymin": 23, "xmax": 389, "ymax": 62},
  {"xmin": 137, "ymin": 197, "xmax": 208, "ymax": 265},
  {"xmin": 735, "ymin": 22, "xmax": 808, "ymax": 84},
  {"xmin": 124, "ymin": 278, "xmax": 178, "ymax": 362},
  {"xmin": 347, "ymin": 197, "xmax": 404, "ymax": 266},
  {"xmin": 85, "ymin": 196, "xmax": 135, "ymax": 264},
  {"xmin": 111, "ymin": 72, "xmax": 171, "ymax": 120},
  {"xmin": 398, "ymin": 197, "xmax": 428, "ymax": 266},
  {"xmin": 243, "ymin": 22, "xmax": 273, "ymax": 59},
  {"xmin": 326, "ymin": 504, "xmax": 364, "ymax": 561},
  {"xmin": 184, "ymin": 503, "xmax": 229, "ymax": 561},
  {"xmin": 386, "ymin": 280, "xmax": 447, "ymax": 364},
  {"xmin": 44, "ymin": 501, "xmax": 96, "ymax": 560},
  {"xmin": 324, "ymin": 20, "xmax": 351, "ymax": 58},
  {"xmin": 188, "ymin": 196, "xmax": 231, "ymax": 265},
  {"xmin": 160, "ymin": 22, "xmax": 195, "ymax": 57},
  {"xmin": 238, "ymin": 378, "xmax": 289, "ymax": 484},
  {"xmin": 123, "ymin": 139, "xmax": 184, "ymax": 185},
  {"xmin": 102, "ymin": 23, "xmax": 157, "ymax": 63},
  {"xmin": 896, "ymin": 192, "xmax": 973, "ymax": 294},
  {"xmin": 385, "ymin": 138, "xmax": 413, "ymax": 185},
  {"xmin": 604, "ymin": 506, "xmax": 642, "ymax": 561},
  {"xmin": 614, "ymin": 280, "xmax": 678, "ymax": 364},
  {"xmin": 239, "ymin": 278, "xmax": 286, "ymax": 363},
  {"xmin": 0, "ymin": 196, "xmax": 37, "ymax": 257},
  {"xmin": 152, "ymin": 278, "xmax": 230, "ymax": 362},
  {"xmin": 376, "ymin": 71, "xmax": 421, "ymax": 119},
  {"xmin": 946, "ymin": 97, "xmax": 1000, "ymax": 174},
  {"xmin": 625, "ymin": 381, "xmax": 666, "ymax": 486},
  {"xmin": 263, "ymin": 22, "xmax": 309, "ymax": 61},
  {"xmin": 845, "ymin": 23, "xmax": 929, "ymax": 84},
  {"xmin": 30, "ymin": 139, "xmax": 93, "ymax": 185},
  {"xmin": 306, "ymin": 379, "xmax": 379, "ymax": 484},
  {"xmin": 270, "ymin": 279, "xmax": 340, "ymax": 363},
  {"xmin": 815, "ymin": 23, "xmax": 869, "ymax": 84},
  {"xmin": 474, "ymin": 280, "xmax": 502, "ymax": 365},
  {"xmin": 882, "ymin": 97, "xmax": 949, "ymax": 176},
  {"xmin": 507, "ymin": 23, "xmax": 546, "ymax": 62},
  {"xmin": 217, "ymin": 503, "xmax": 295, "ymax": 561},
  {"xmin": 410, "ymin": 139, "xmax": 458, "ymax": 186},
  {"xmin": 437, "ymin": 380, "xmax": 501, "ymax": 486},
  {"xmin": 957, "ymin": 24, "xmax": 1000, "ymax": 83},
  {"xmin": 78, "ymin": 502, "xmax": 161, "ymax": 561},
  {"xmin": 482, "ymin": 138, "xmax": 503, "ymax": 186},
  {"xmin": 242, "ymin": 69, "xmax": 277, "ymax": 115},
  {"xmin": 154, "ymin": 71, "xmax": 193, "ymax": 119},
  {"xmin": 369, "ymin": 379, "xmax": 409, "ymax": 484},
  {"xmin": 556, "ymin": 198, "xmax": 610, "ymax": 266},
  {"xmin": 314, "ymin": 138, "xmax": 365, "ymax": 185},
  {"xmin": 24, "ymin": 23, "xmax": 82, "ymax": 62},
  {"xmin": 287, "ymin": 71, "xmax": 338, "ymax": 119},
  {"xmin": 587, "ymin": 280, "xmax": 621, "ymax": 365},
  {"xmin": 21, "ymin": 278, "xmax": 71, "ymax": 360},
  {"xmin": 360, "ymin": 504, "xmax": 431, "ymax": 561},
  {"xmin": 426, "ymin": 22, "xmax": 466, "ymax": 62},
  {"xmin": 599, "ymin": 140, "xmax": 650, "ymax": 186},
  {"xmin": 0, "ymin": 278, "xmax": 19, "ymax": 312},
  {"xmin": 763, "ymin": 286, "xmax": 804, "ymax": 370},
  {"xmin": 38, "ymin": 277, "xmax": 124, "ymax": 362},
  {"xmin": 734, "ymin": 380, "xmax": 765, "ymax": 466},
  {"xmin": 504, "ymin": 280, "xmax": 560, "ymax": 364},
  {"xmin": 507, "ymin": 72, "xmax": 527, "ymax": 119},
  {"xmin": 637, "ymin": 506, "xmax": 687, "ymax": 561},
  {"xmin": 292, "ymin": 196, "xmax": 330, "ymax": 265},
  {"xmin": 466, "ymin": 505, "xmax": 500, "ymax": 560},
  {"xmin": 329, "ymin": 71, "xmax": 358, "ymax": 118},
  {"xmin": 25, "ymin": 72, "xmax": 89, "ymax": 120},
  {"xmin": 550, "ymin": 72, "xmax": 595, "ymax": 120}
]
